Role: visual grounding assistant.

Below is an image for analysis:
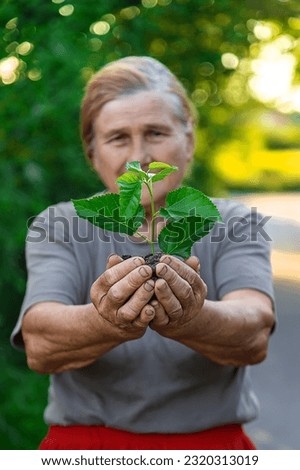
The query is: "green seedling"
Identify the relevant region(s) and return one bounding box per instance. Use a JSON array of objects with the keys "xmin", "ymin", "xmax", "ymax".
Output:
[{"xmin": 72, "ymin": 161, "xmax": 222, "ymax": 259}]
